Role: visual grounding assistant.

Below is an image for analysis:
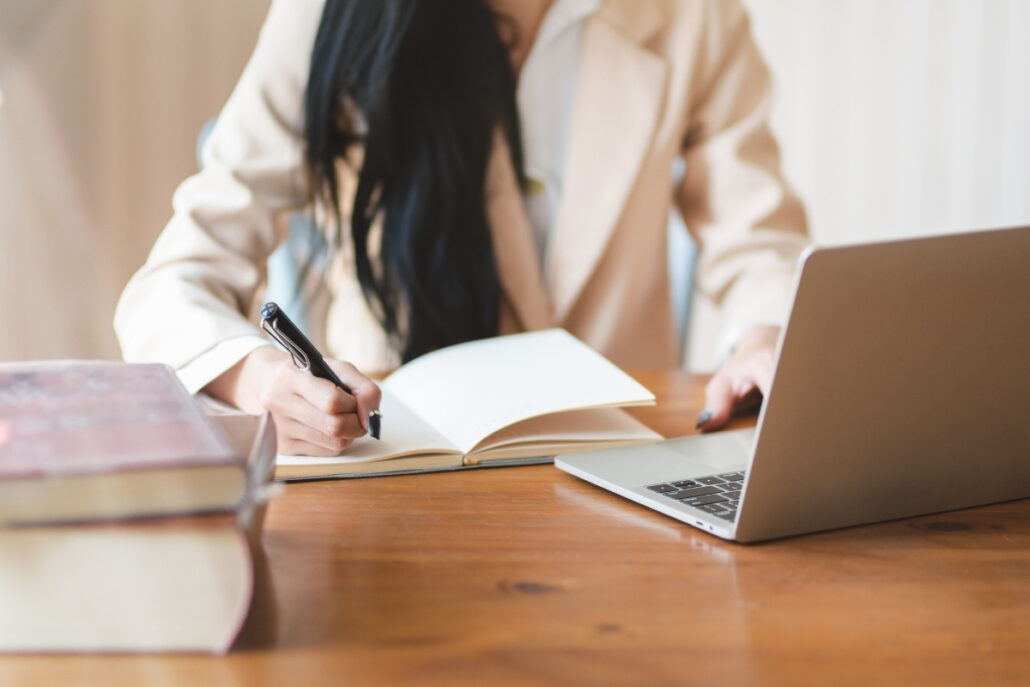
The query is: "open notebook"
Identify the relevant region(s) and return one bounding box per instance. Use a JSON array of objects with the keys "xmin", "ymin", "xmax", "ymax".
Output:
[{"xmin": 276, "ymin": 329, "xmax": 662, "ymax": 479}]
